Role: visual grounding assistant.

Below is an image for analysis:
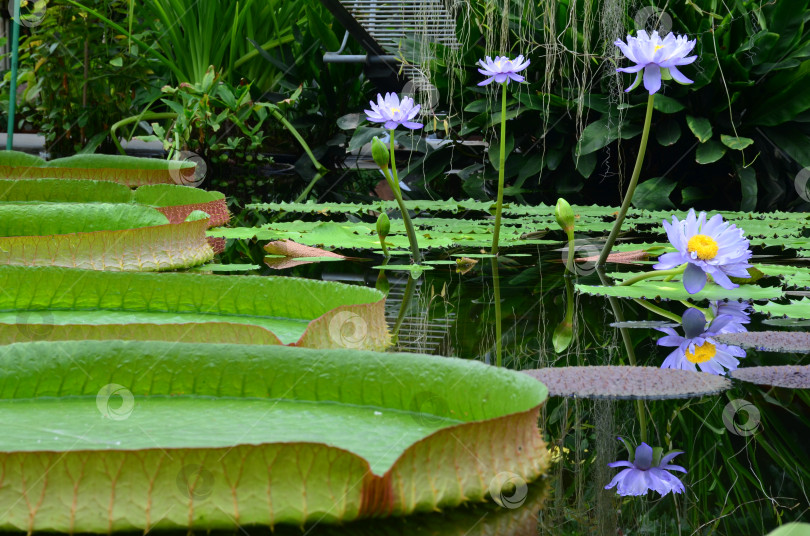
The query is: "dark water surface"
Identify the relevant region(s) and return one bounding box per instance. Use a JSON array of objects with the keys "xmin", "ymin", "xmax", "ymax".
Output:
[{"xmin": 213, "ymin": 235, "xmax": 810, "ymax": 535}]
